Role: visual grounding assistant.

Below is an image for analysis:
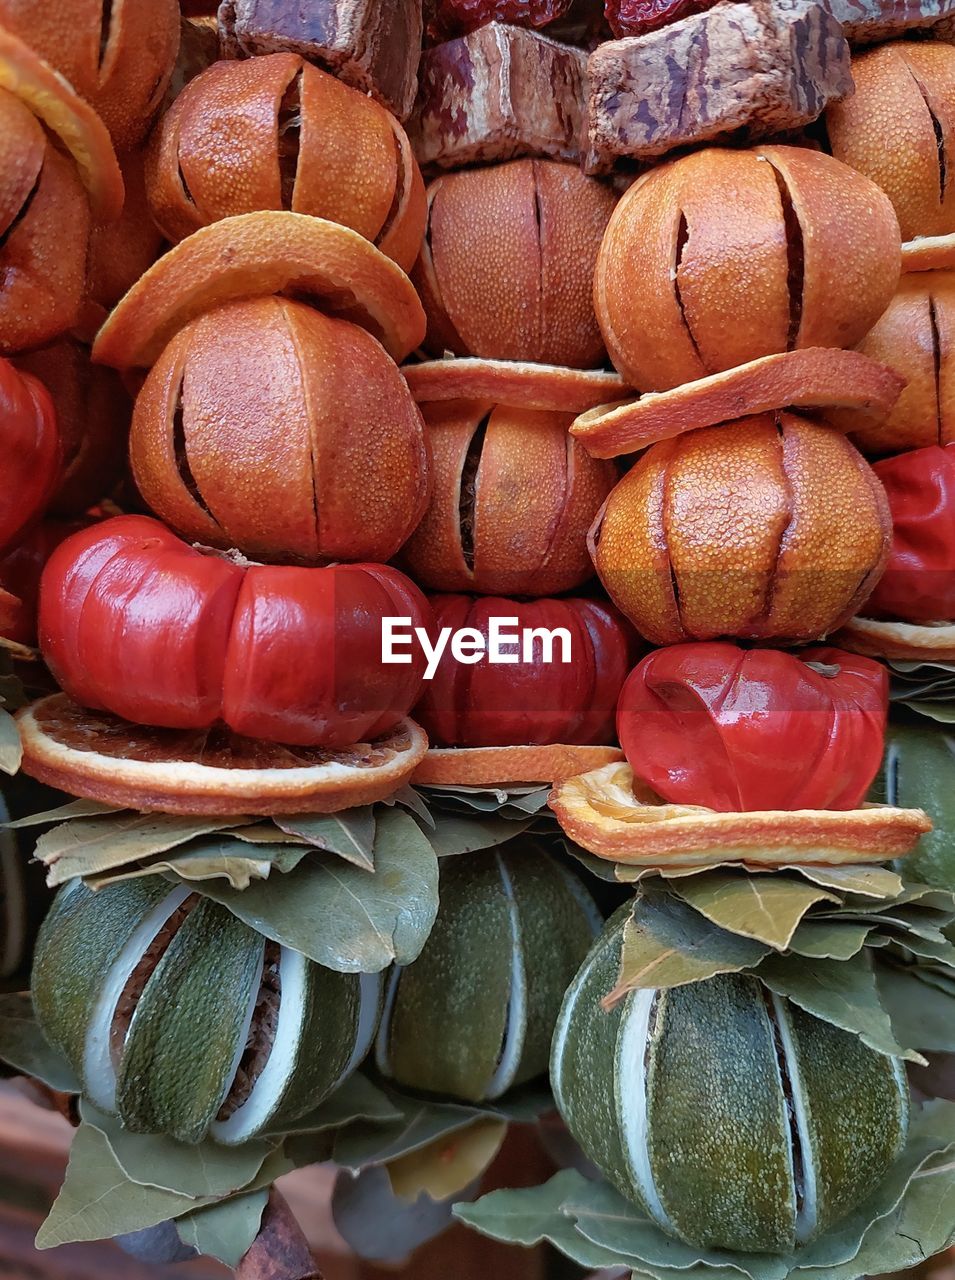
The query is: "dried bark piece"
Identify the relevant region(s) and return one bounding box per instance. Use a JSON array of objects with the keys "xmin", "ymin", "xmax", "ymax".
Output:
[
  {"xmin": 820, "ymin": 0, "xmax": 955, "ymax": 43},
  {"xmin": 410, "ymin": 21, "xmax": 587, "ymax": 168},
  {"xmin": 585, "ymin": 0, "xmax": 852, "ymax": 171},
  {"xmin": 218, "ymin": 0, "xmax": 423, "ymax": 121}
]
